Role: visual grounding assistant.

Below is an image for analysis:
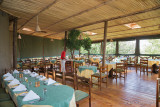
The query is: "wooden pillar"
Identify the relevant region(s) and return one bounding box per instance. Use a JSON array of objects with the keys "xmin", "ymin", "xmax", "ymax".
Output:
[
  {"xmin": 42, "ymin": 38, "xmax": 45, "ymax": 61},
  {"xmin": 135, "ymin": 39, "xmax": 140, "ymax": 56},
  {"xmin": 100, "ymin": 41, "xmax": 103, "ymax": 55},
  {"xmin": 13, "ymin": 18, "xmax": 18, "ymax": 69},
  {"xmin": 102, "ymin": 21, "xmax": 108, "ymax": 67},
  {"xmin": 116, "ymin": 40, "xmax": 119, "ymax": 56},
  {"xmin": 64, "ymin": 31, "xmax": 67, "ymax": 50},
  {"xmin": 79, "ymin": 35, "xmax": 82, "ymax": 57}
]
